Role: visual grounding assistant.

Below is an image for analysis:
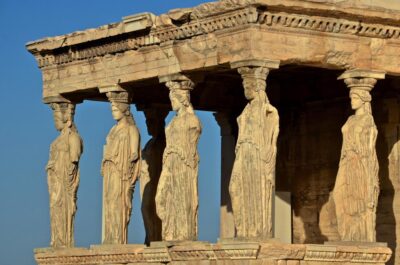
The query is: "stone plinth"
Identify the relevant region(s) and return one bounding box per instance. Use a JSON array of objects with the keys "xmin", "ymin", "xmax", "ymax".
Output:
[{"xmin": 34, "ymin": 241, "xmax": 392, "ymax": 265}]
